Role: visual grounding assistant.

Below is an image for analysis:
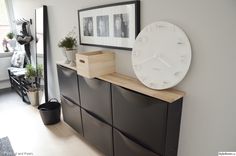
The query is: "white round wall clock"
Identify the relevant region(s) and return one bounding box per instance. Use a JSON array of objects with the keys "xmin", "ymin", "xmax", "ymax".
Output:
[{"xmin": 132, "ymin": 21, "xmax": 192, "ymax": 90}]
